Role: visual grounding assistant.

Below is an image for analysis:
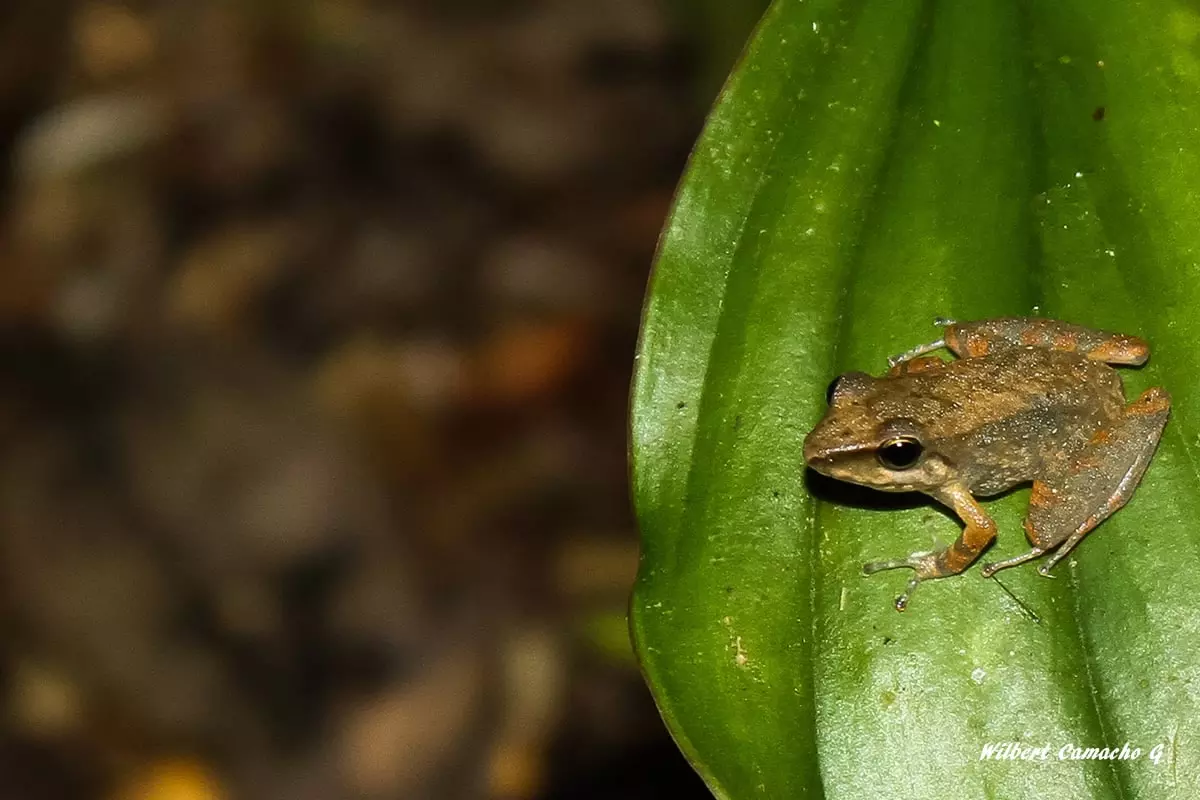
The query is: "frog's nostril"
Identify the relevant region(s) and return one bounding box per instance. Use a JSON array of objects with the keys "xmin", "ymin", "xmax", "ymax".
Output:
[{"xmin": 803, "ymin": 442, "xmax": 834, "ymax": 468}]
